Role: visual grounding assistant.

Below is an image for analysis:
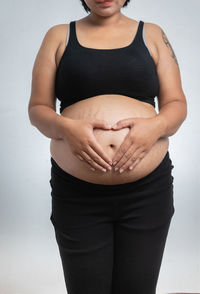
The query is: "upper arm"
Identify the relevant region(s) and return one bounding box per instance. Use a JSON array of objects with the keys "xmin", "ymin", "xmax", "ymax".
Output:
[
  {"xmin": 28, "ymin": 25, "xmax": 62, "ymax": 112},
  {"xmin": 147, "ymin": 22, "xmax": 187, "ymax": 109}
]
